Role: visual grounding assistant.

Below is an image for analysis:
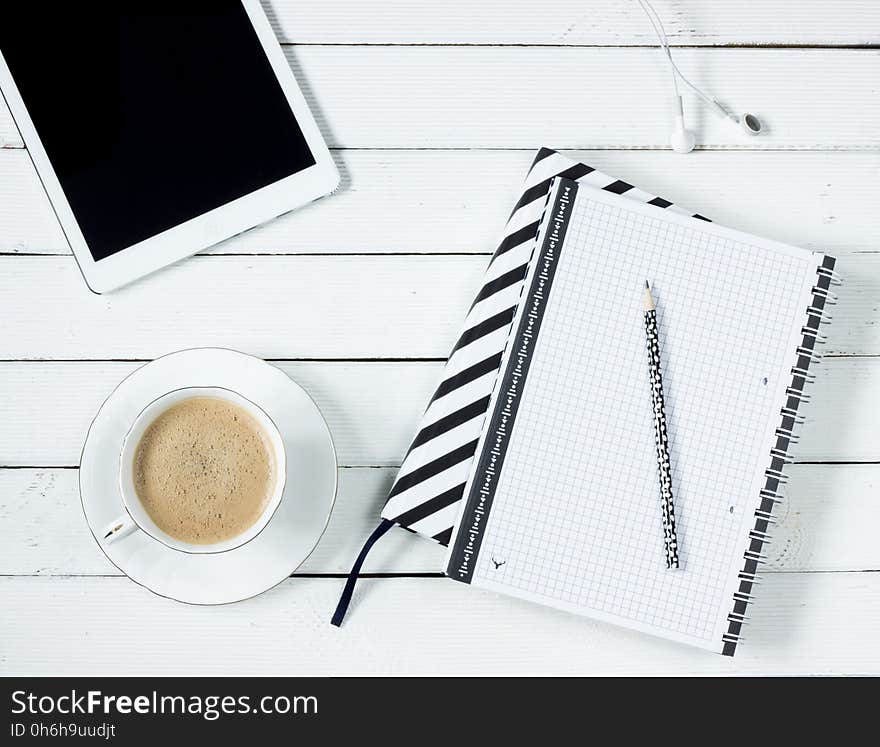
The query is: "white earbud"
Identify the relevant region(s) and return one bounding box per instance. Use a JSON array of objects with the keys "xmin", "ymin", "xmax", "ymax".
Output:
[
  {"xmin": 705, "ymin": 97, "xmax": 764, "ymax": 137},
  {"xmin": 638, "ymin": 0, "xmax": 764, "ymax": 153},
  {"xmin": 670, "ymin": 107, "xmax": 695, "ymax": 154},
  {"xmin": 739, "ymin": 112, "xmax": 763, "ymax": 135}
]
